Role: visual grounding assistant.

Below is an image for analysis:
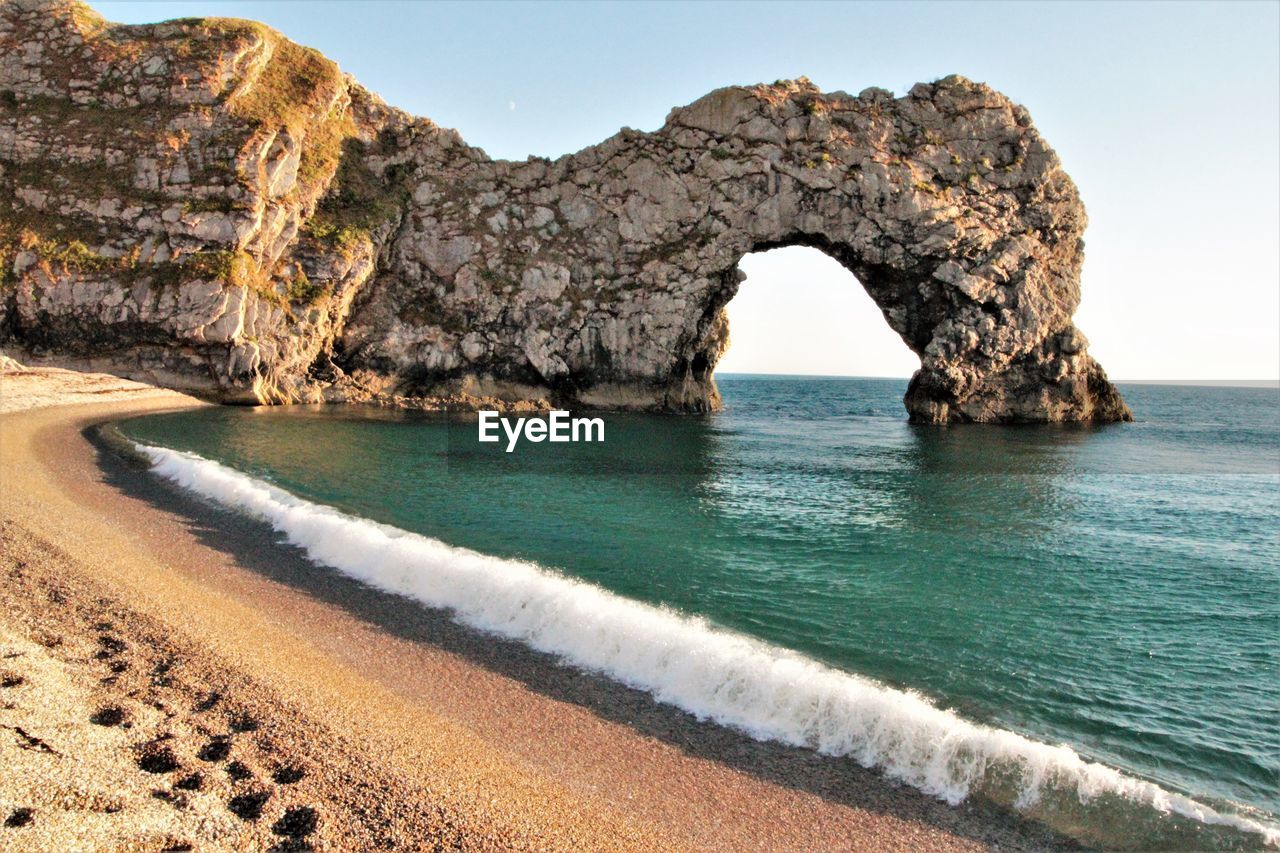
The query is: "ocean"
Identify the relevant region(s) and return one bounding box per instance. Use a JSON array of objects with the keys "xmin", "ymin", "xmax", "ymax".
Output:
[{"xmin": 114, "ymin": 376, "xmax": 1280, "ymax": 848}]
